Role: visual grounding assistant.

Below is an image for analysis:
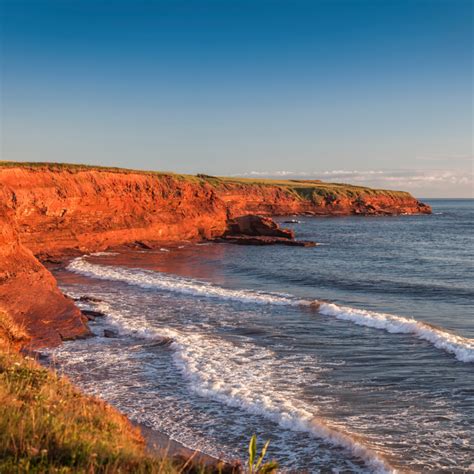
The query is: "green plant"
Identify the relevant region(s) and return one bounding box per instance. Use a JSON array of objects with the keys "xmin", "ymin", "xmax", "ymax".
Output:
[
  {"xmin": 0, "ymin": 348, "xmax": 219, "ymax": 473},
  {"xmin": 247, "ymin": 435, "xmax": 278, "ymax": 474}
]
